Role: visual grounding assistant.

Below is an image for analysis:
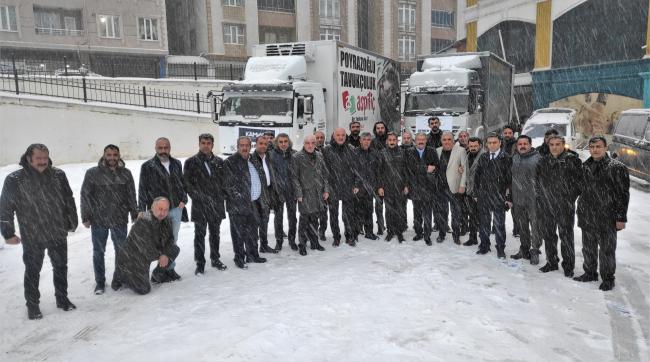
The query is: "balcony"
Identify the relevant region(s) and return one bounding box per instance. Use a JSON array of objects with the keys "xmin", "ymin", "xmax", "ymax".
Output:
[
  {"xmin": 35, "ymin": 27, "xmax": 83, "ymax": 36},
  {"xmin": 398, "ymin": 23, "xmax": 416, "ymax": 33}
]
